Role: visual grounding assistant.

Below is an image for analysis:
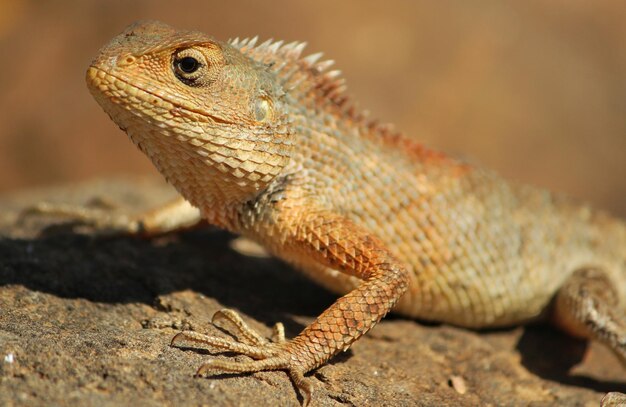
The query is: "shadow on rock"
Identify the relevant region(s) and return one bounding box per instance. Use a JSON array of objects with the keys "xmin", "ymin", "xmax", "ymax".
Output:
[
  {"xmin": 0, "ymin": 228, "xmax": 336, "ymax": 334},
  {"xmin": 517, "ymin": 325, "xmax": 626, "ymax": 394}
]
